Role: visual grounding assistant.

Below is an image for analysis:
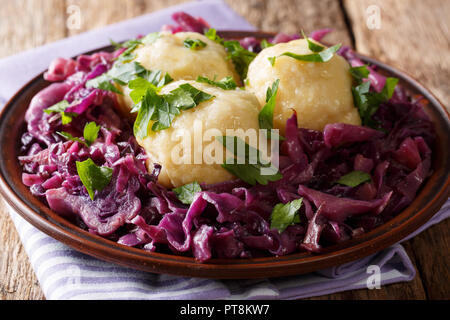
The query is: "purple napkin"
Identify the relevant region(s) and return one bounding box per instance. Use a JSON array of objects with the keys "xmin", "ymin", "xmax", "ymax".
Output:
[{"xmin": 1, "ymin": 0, "xmax": 448, "ymax": 300}]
